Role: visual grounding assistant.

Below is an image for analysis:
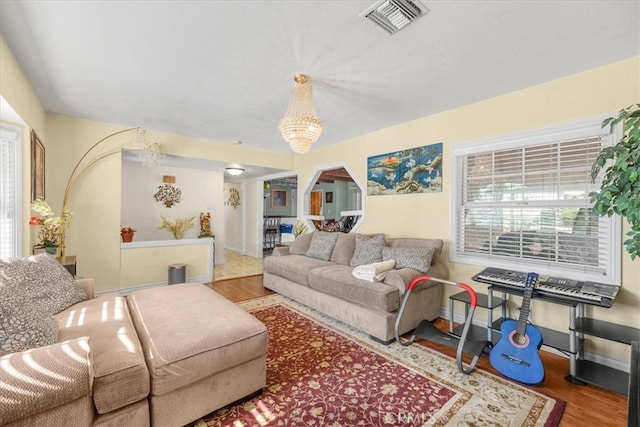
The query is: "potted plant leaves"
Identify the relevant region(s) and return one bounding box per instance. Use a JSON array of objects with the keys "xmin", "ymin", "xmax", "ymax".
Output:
[{"xmin": 590, "ymin": 104, "xmax": 640, "ymax": 259}]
